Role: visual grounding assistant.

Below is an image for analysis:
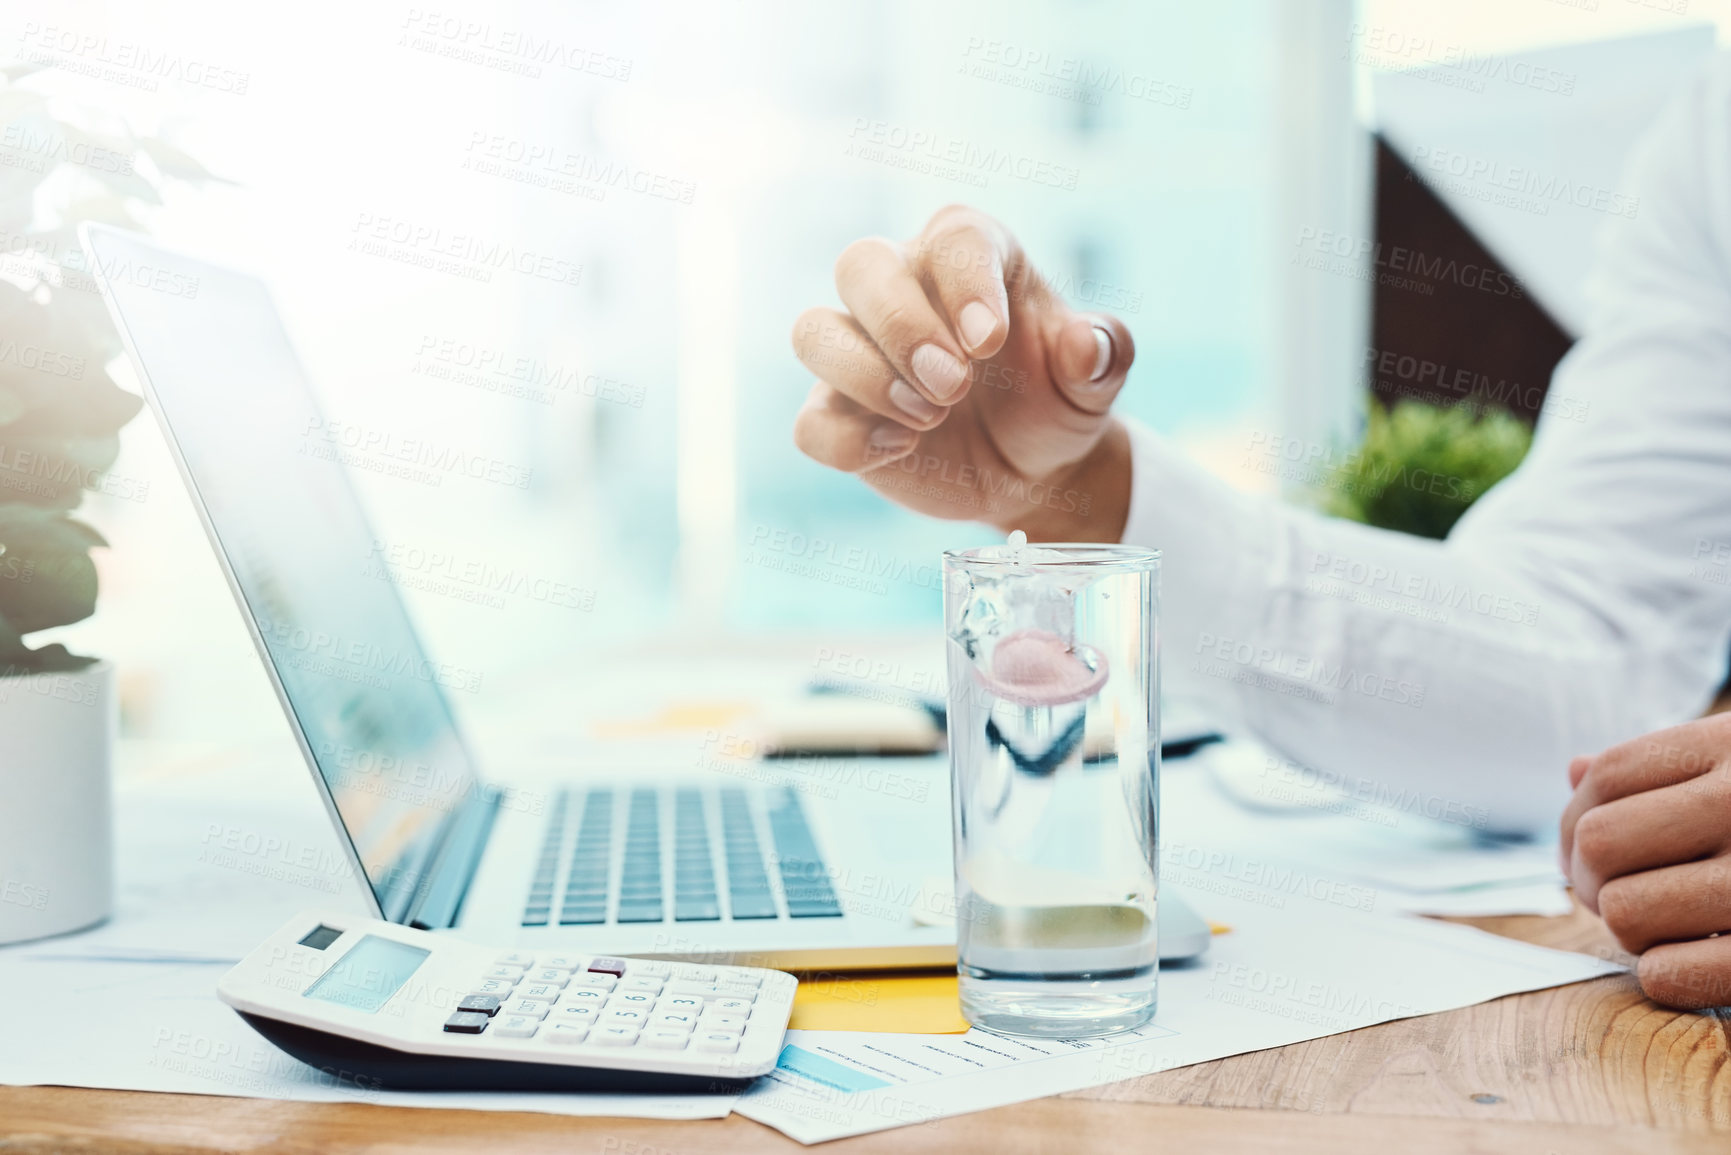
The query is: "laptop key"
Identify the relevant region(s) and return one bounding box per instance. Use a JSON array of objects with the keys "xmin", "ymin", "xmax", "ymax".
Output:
[
  {"xmin": 729, "ymin": 893, "xmax": 779, "ymax": 919},
  {"xmin": 787, "ymin": 902, "xmax": 843, "ymax": 919},
  {"xmin": 674, "ymin": 900, "xmax": 720, "ymax": 922},
  {"xmin": 558, "ymin": 908, "xmax": 606, "ymax": 925},
  {"xmin": 616, "ymin": 904, "xmax": 664, "ymax": 923}
]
